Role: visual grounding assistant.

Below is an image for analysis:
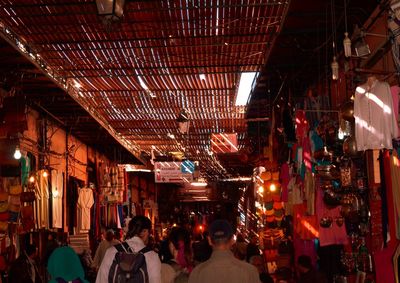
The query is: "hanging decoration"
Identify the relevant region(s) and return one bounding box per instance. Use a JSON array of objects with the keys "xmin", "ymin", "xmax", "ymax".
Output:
[{"xmin": 343, "ymin": 0, "xmax": 352, "ymax": 57}]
